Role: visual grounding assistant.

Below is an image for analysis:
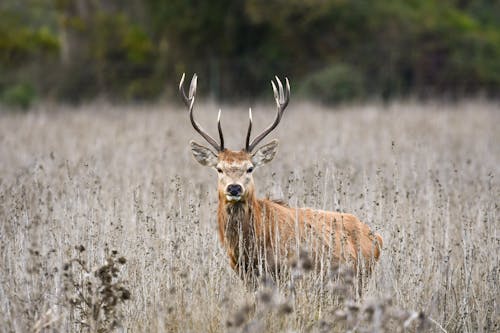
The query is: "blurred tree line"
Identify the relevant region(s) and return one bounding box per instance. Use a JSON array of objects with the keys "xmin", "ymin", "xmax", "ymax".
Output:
[{"xmin": 1, "ymin": 0, "xmax": 499, "ymax": 108}]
